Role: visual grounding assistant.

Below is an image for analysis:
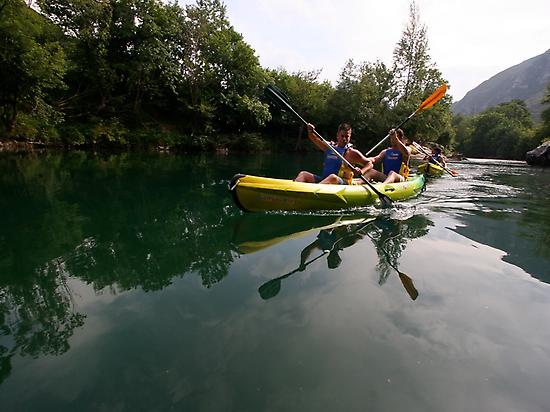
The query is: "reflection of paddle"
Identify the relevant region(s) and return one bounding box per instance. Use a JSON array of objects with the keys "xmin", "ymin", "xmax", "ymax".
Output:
[
  {"xmin": 391, "ymin": 265, "xmax": 418, "ymax": 300},
  {"xmin": 363, "ymin": 230, "xmax": 419, "ymax": 301},
  {"xmin": 258, "ymin": 218, "xmax": 376, "ymax": 300},
  {"xmin": 258, "ymin": 252, "xmax": 327, "ymax": 300},
  {"xmin": 412, "ymin": 141, "xmax": 458, "ymax": 177},
  {"xmin": 265, "ymin": 84, "xmax": 393, "ymax": 207},
  {"xmin": 365, "ymin": 84, "xmax": 448, "ymax": 156}
]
